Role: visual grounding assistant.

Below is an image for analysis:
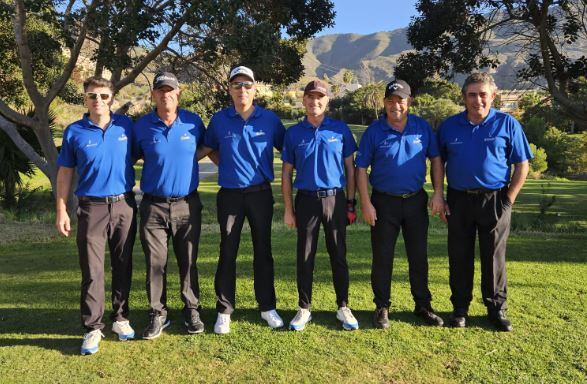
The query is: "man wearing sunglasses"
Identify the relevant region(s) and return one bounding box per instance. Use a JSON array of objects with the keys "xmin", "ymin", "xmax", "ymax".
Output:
[
  {"xmin": 133, "ymin": 71, "xmax": 208, "ymax": 339},
  {"xmin": 201, "ymin": 65, "xmax": 286, "ymax": 334},
  {"xmin": 56, "ymin": 77, "xmax": 137, "ymax": 355}
]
